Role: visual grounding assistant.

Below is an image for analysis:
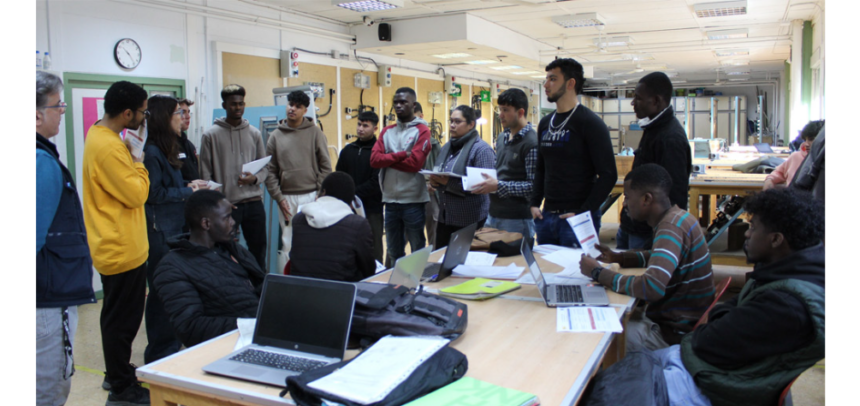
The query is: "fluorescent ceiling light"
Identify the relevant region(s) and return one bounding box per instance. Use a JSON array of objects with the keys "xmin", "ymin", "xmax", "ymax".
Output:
[
  {"xmin": 694, "ymin": 1, "xmax": 747, "ymax": 18},
  {"xmin": 707, "ymin": 29, "xmax": 748, "ymax": 40},
  {"xmin": 332, "ymin": 0, "xmax": 403, "ymax": 12},
  {"xmin": 671, "ymin": 79, "xmax": 688, "ymax": 84},
  {"xmin": 726, "ymin": 70, "xmax": 750, "ymax": 75},
  {"xmin": 432, "ymin": 53, "xmax": 472, "ymax": 59},
  {"xmin": 594, "ymin": 36, "xmax": 634, "ymax": 47},
  {"xmin": 728, "ymin": 78, "xmax": 750, "ymax": 81},
  {"xmin": 621, "ymin": 53, "xmax": 654, "ymax": 61},
  {"xmin": 531, "ymin": 75, "xmax": 547, "ymax": 79},
  {"xmin": 511, "ymin": 71, "xmax": 543, "ymax": 75},
  {"xmin": 715, "ymin": 49, "xmax": 749, "ymax": 57},
  {"xmin": 552, "ymin": 12, "xmax": 604, "ymax": 28},
  {"xmin": 490, "ymin": 65, "xmax": 523, "ymax": 70},
  {"xmin": 721, "ymin": 60, "xmax": 749, "ymax": 66},
  {"xmin": 463, "ymin": 60, "xmax": 498, "ymax": 65}
]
